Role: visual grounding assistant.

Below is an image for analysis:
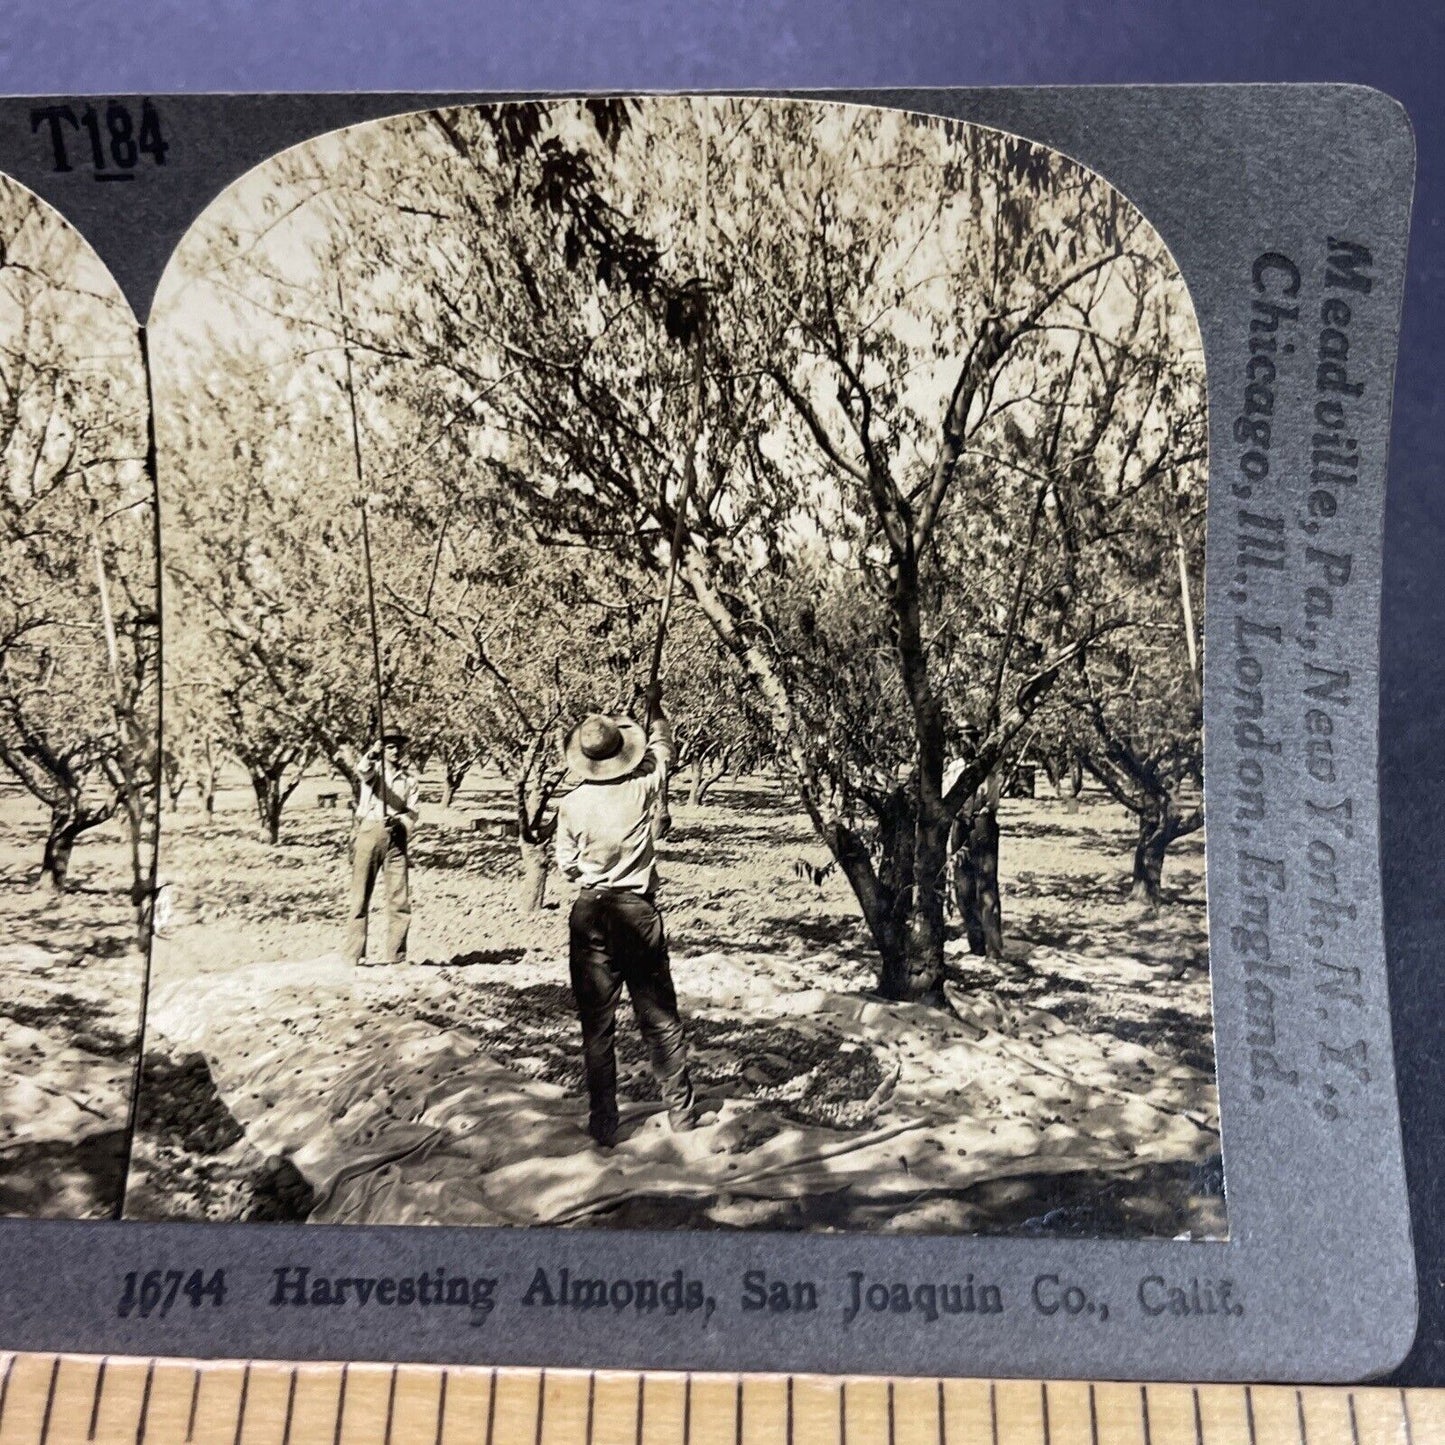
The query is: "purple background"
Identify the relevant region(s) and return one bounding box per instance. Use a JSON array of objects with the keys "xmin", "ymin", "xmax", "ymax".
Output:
[{"xmin": 2, "ymin": 0, "xmax": 1442, "ymax": 1382}]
